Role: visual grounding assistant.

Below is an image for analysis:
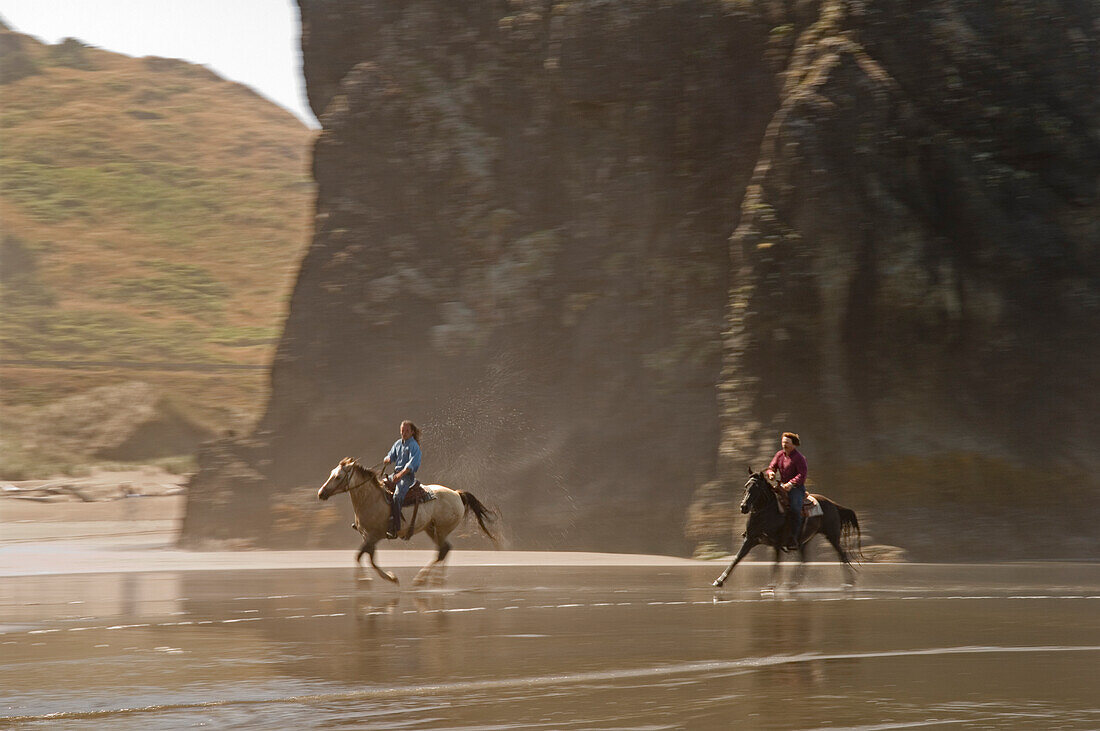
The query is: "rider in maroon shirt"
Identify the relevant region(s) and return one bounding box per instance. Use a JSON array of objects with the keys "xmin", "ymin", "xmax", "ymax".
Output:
[{"xmin": 766, "ymin": 432, "xmax": 807, "ymax": 550}]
